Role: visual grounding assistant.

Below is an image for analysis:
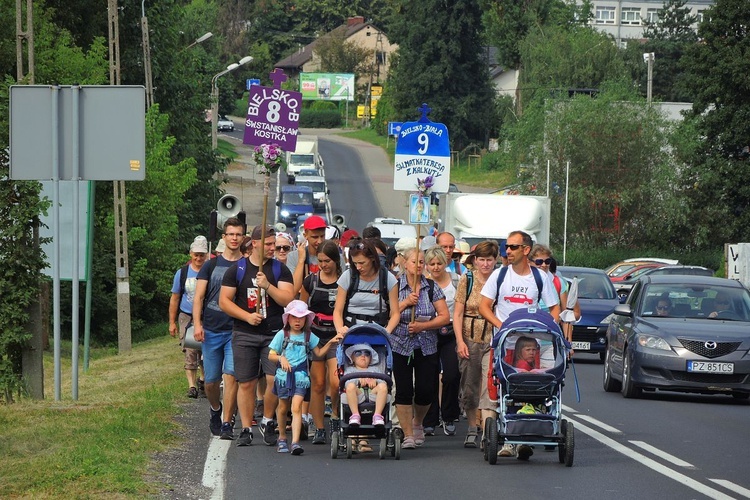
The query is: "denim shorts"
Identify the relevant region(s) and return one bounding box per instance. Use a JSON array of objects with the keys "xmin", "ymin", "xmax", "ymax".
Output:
[{"xmin": 202, "ymin": 329, "xmax": 235, "ymax": 383}]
